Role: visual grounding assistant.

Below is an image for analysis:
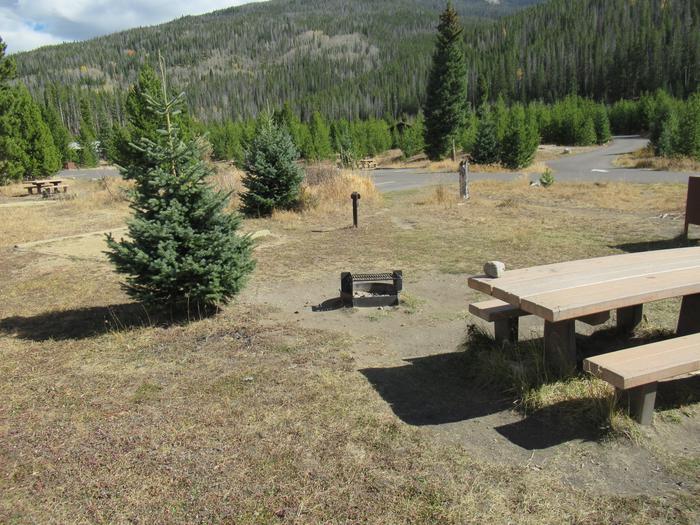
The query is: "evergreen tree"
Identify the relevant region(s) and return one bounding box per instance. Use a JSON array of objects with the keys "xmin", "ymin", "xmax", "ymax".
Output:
[
  {"xmin": 0, "ymin": 36, "xmax": 15, "ymax": 86},
  {"xmin": 493, "ymin": 95, "xmax": 510, "ymax": 146},
  {"xmin": 471, "ymin": 107, "xmax": 499, "ymax": 164},
  {"xmin": 459, "ymin": 111, "xmax": 479, "ymax": 153},
  {"xmin": 423, "ymin": 3, "xmax": 467, "ymax": 160},
  {"xmin": 41, "ymin": 102, "xmax": 73, "ymax": 164},
  {"xmin": 501, "ymin": 104, "xmax": 538, "ymax": 169},
  {"xmin": 77, "ymin": 99, "xmax": 98, "ymax": 167},
  {"xmin": 330, "ymin": 119, "xmax": 357, "ymax": 167},
  {"xmin": 0, "ymin": 84, "xmax": 61, "ymax": 183},
  {"xmin": 242, "ymin": 112, "xmax": 305, "ymax": 216},
  {"xmin": 106, "ymin": 60, "xmax": 254, "ymax": 311},
  {"xmin": 308, "ymin": 111, "xmax": 333, "ymax": 161},
  {"xmin": 656, "ymin": 112, "xmax": 679, "ymax": 158},
  {"xmin": 574, "ymin": 115, "xmax": 597, "ymax": 146},
  {"xmin": 397, "ymin": 113, "xmax": 425, "ymax": 159},
  {"xmin": 677, "ymin": 94, "xmax": 700, "ymax": 160},
  {"xmin": 592, "ymin": 105, "xmax": 611, "ymax": 145}
]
